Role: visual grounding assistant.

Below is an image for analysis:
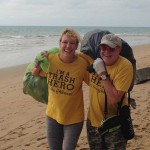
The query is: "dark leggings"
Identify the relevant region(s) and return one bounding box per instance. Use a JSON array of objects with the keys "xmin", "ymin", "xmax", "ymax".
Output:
[{"xmin": 46, "ymin": 116, "xmax": 83, "ymax": 150}]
